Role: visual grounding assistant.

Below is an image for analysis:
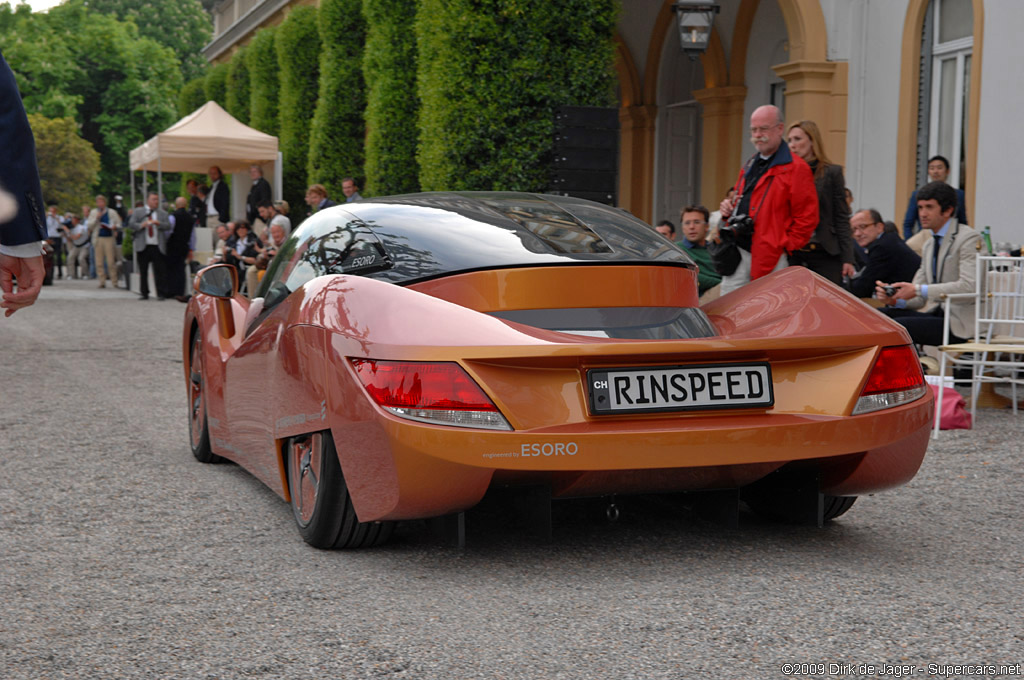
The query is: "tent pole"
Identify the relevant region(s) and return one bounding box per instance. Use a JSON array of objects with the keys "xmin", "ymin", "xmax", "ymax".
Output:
[
  {"xmin": 130, "ymin": 169, "xmax": 135, "ymax": 208},
  {"xmin": 275, "ymin": 151, "xmax": 283, "ymax": 202},
  {"xmin": 157, "ymin": 158, "xmax": 162, "ymax": 206}
]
